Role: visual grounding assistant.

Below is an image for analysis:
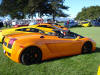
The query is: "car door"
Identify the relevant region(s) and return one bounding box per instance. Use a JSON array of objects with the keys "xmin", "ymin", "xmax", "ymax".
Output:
[
  {"xmin": 55, "ymin": 38, "xmax": 82, "ymax": 55},
  {"xmin": 45, "ymin": 36, "xmax": 82, "ymax": 56}
]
